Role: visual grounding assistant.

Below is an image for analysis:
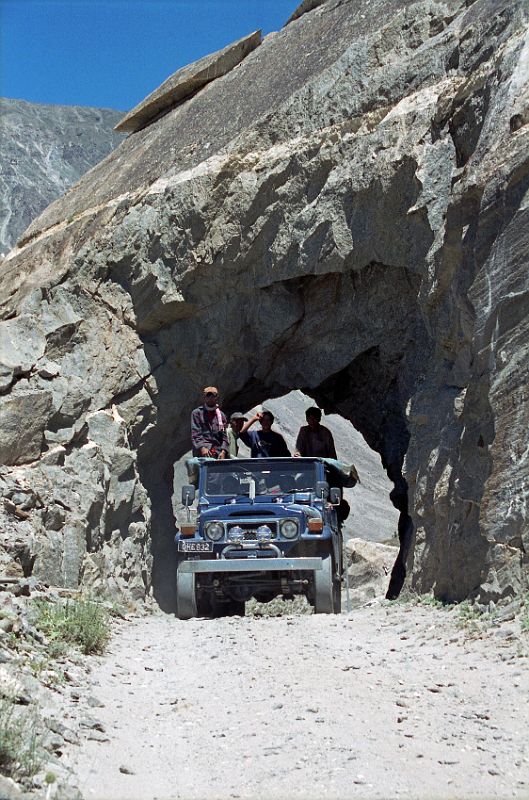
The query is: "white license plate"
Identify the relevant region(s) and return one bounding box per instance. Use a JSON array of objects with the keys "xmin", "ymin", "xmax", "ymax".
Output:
[{"xmin": 178, "ymin": 541, "xmax": 213, "ymax": 553}]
